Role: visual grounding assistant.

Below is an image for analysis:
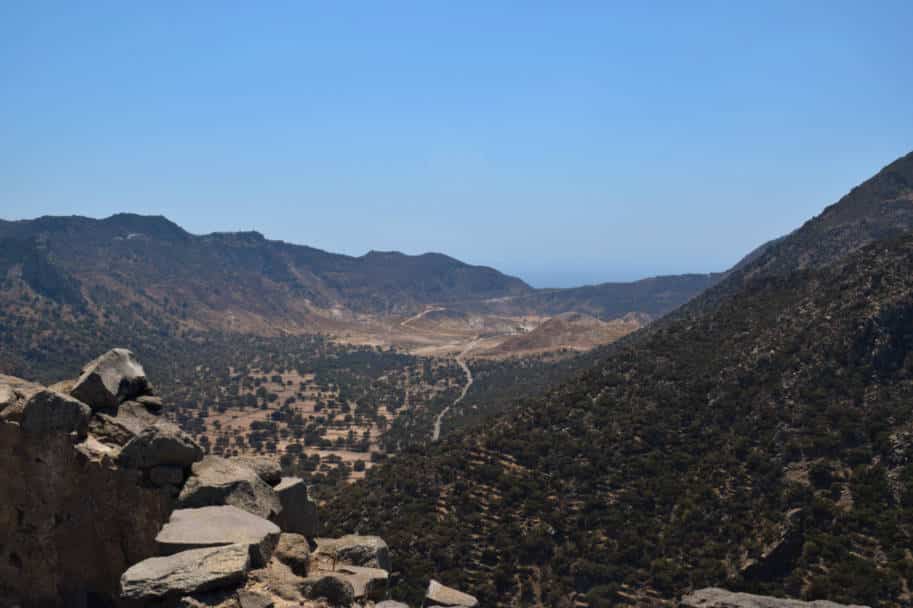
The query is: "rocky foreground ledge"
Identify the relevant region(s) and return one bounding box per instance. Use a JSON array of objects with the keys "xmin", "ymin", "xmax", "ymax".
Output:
[
  {"xmin": 0, "ymin": 349, "xmax": 478, "ymax": 608},
  {"xmin": 0, "ymin": 349, "xmax": 870, "ymax": 608}
]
